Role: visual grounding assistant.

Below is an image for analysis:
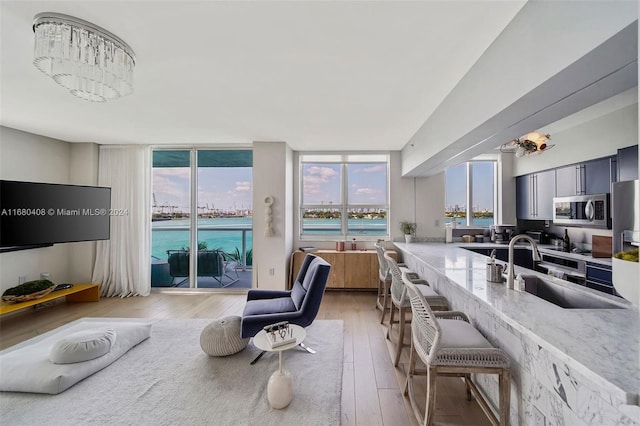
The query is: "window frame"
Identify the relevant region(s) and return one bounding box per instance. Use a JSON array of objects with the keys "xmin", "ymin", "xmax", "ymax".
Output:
[
  {"xmin": 299, "ymin": 153, "xmax": 390, "ymax": 240},
  {"xmin": 445, "ymin": 159, "xmax": 498, "ymax": 228}
]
